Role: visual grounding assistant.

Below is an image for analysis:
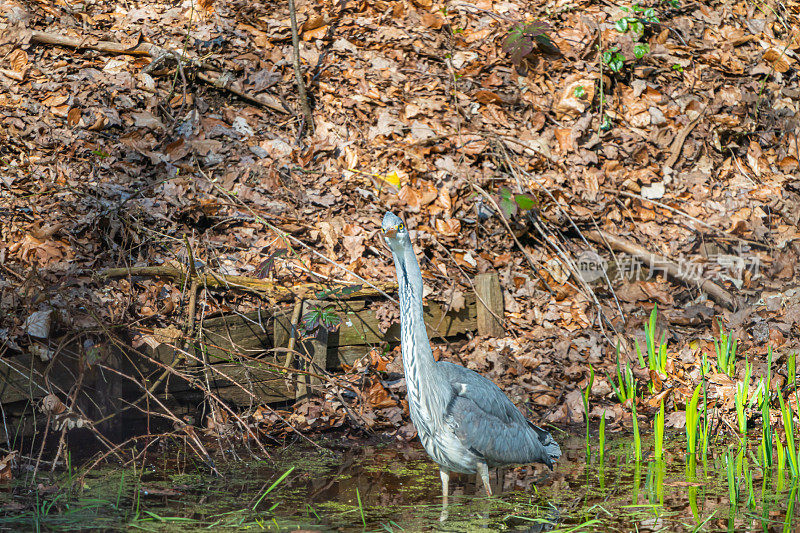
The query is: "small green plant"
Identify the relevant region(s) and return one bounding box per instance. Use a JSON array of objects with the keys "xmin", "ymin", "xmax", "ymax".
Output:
[
  {"xmin": 784, "ymin": 483, "xmax": 798, "ymax": 532},
  {"xmin": 725, "ymin": 451, "xmax": 739, "ymax": 508},
  {"xmin": 497, "ymin": 187, "xmax": 537, "ymax": 219},
  {"xmin": 608, "ymin": 4, "xmax": 658, "ymax": 71},
  {"xmin": 602, "ymin": 46, "xmax": 626, "ymax": 73},
  {"xmin": 599, "ymin": 410, "xmax": 606, "ymax": 463},
  {"xmin": 654, "ymin": 400, "xmax": 665, "ymax": 460},
  {"xmin": 633, "ymin": 43, "xmax": 650, "ymax": 59},
  {"xmin": 608, "ymin": 342, "xmax": 636, "ymax": 404},
  {"xmin": 502, "ymin": 20, "xmax": 553, "ymax": 67},
  {"xmin": 615, "ymin": 5, "xmax": 659, "ymax": 32},
  {"xmin": 672, "ymin": 63, "xmax": 684, "ymax": 72},
  {"xmin": 789, "ymin": 352, "xmax": 797, "ymax": 389},
  {"xmin": 632, "ymin": 401, "xmax": 642, "ymax": 461},
  {"xmin": 356, "ymin": 487, "xmax": 366, "ymax": 527},
  {"xmin": 761, "ymin": 347, "xmax": 774, "ymax": 467},
  {"xmin": 744, "ymin": 462, "xmax": 755, "ymax": 509},
  {"xmin": 686, "ymin": 383, "xmax": 702, "ymax": 458},
  {"xmin": 701, "ymin": 347, "xmax": 712, "ymax": 375},
  {"xmin": 582, "ymin": 365, "xmax": 595, "ymax": 460},
  {"xmin": 777, "ymin": 391, "xmax": 799, "ymax": 477},
  {"xmin": 636, "ymin": 305, "xmax": 667, "ymax": 391},
  {"xmin": 776, "ymin": 428, "xmax": 786, "ymax": 491},
  {"xmin": 700, "ymin": 362, "xmax": 710, "ymax": 463},
  {"xmin": 735, "ymin": 357, "xmax": 753, "ymax": 436},
  {"xmin": 252, "ymin": 466, "xmax": 296, "ymax": 510},
  {"xmin": 600, "ymin": 113, "xmax": 613, "ymax": 131},
  {"xmin": 574, "ymin": 85, "xmax": 586, "ymax": 98},
  {"xmin": 714, "ymin": 320, "xmax": 737, "ymax": 376},
  {"xmin": 302, "ymin": 305, "xmax": 341, "ymax": 334}
]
